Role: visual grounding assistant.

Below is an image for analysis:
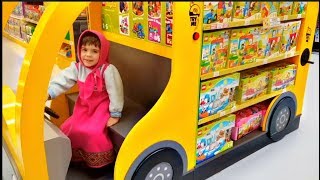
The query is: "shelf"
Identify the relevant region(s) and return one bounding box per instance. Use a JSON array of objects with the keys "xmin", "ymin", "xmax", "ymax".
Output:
[
  {"xmin": 3, "ymin": 31, "xmax": 28, "ymax": 48},
  {"xmin": 200, "ymin": 51, "xmax": 300, "ymax": 81},
  {"xmin": 203, "ymin": 14, "xmax": 305, "ymax": 31},
  {"xmin": 103, "ymin": 31, "xmax": 172, "ymax": 59},
  {"xmin": 198, "ymin": 87, "xmax": 293, "ymax": 125}
]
